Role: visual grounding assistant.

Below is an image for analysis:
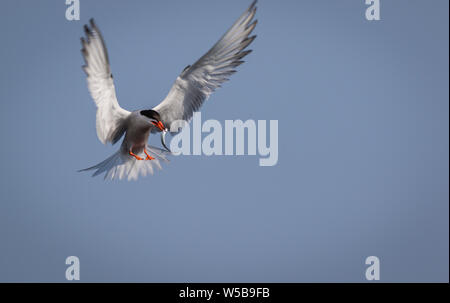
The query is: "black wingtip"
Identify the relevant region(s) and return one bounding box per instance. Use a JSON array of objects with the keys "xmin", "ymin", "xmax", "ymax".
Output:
[
  {"xmin": 182, "ymin": 65, "xmax": 191, "ymax": 73},
  {"xmin": 249, "ymin": 0, "xmax": 258, "ymax": 14},
  {"xmin": 84, "ymin": 19, "xmax": 98, "ymax": 37},
  {"xmin": 83, "ymin": 24, "xmax": 90, "ymax": 36}
]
